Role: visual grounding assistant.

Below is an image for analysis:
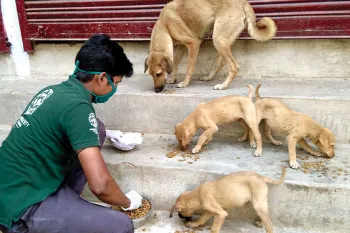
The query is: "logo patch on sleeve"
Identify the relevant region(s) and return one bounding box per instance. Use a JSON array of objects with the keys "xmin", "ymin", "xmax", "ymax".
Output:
[
  {"xmin": 88, "ymin": 113, "xmax": 98, "ymax": 128},
  {"xmin": 88, "ymin": 113, "xmax": 99, "ymax": 135}
]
